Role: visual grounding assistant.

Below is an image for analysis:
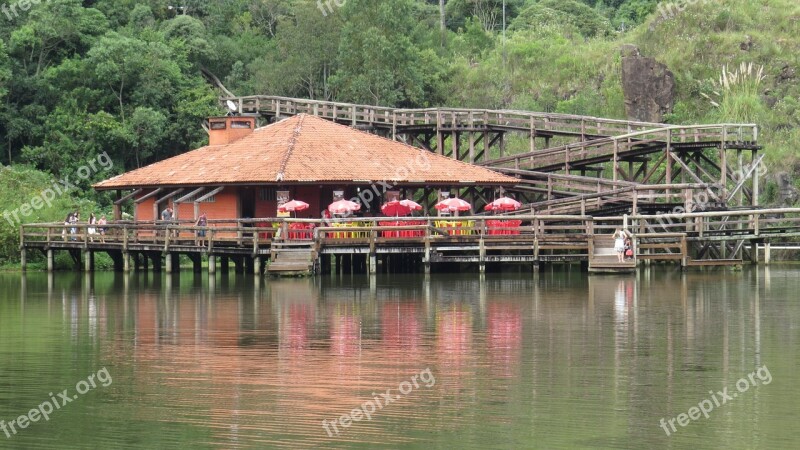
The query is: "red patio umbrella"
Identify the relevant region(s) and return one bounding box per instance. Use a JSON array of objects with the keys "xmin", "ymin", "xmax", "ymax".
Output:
[
  {"xmin": 278, "ymin": 200, "xmax": 310, "ymax": 213},
  {"xmin": 434, "ymin": 197, "xmax": 472, "ymax": 212},
  {"xmin": 484, "ymin": 197, "xmax": 522, "ymax": 212},
  {"xmin": 381, "ymin": 199, "xmax": 423, "ymax": 217},
  {"xmin": 399, "ymin": 199, "xmax": 423, "ymax": 211},
  {"xmin": 328, "ymin": 199, "xmax": 361, "ymax": 215}
]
